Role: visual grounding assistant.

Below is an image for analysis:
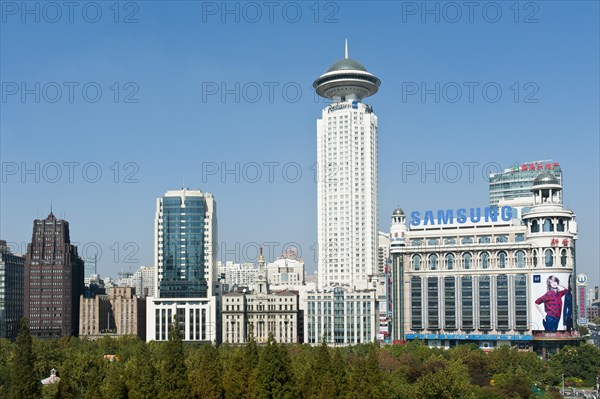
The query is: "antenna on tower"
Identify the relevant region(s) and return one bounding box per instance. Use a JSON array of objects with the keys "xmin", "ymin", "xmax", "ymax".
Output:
[{"xmin": 345, "ymin": 38, "xmax": 348, "ymax": 59}]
